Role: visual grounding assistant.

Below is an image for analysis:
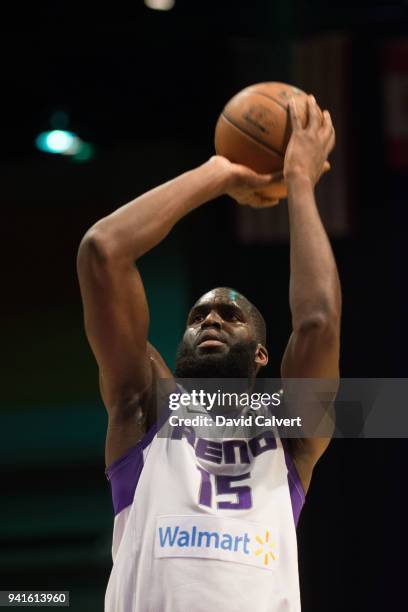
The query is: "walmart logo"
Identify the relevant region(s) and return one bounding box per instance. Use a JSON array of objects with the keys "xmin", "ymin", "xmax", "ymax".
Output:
[
  {"xmin": 155, "ymin": 516, "xmax": 278, "ymax": 571},
  {"xmin": 158, "ymin": 524, "xmax": 251, "ymax": 554},
  {"xmin": 254, "ymin": 530, "xmax": 276, "ymax": 566}
]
